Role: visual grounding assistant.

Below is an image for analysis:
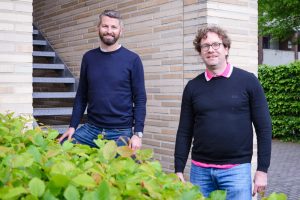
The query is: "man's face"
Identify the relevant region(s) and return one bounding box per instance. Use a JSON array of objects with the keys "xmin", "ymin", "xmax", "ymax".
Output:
[
  {"xmin": 98, "ymin": 16, "xmax": 122, "ymax": 46},
  {"xmin": 200, "ymin": 32, "xmax": 229, "ymax": 69}
]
